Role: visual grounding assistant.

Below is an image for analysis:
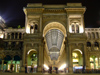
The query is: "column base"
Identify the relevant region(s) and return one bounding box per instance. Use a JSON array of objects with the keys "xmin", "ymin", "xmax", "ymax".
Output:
[
  {"xmin": 20, "ymin": 67, "xmax": 25, "ymax": 72},
  {"xmin": 37, "ymin": 66, "xmax": 42, "ymax": 73},
  {"xmin": 68, "ymin": 66, "xmax": 73, "ymax": 73}
]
